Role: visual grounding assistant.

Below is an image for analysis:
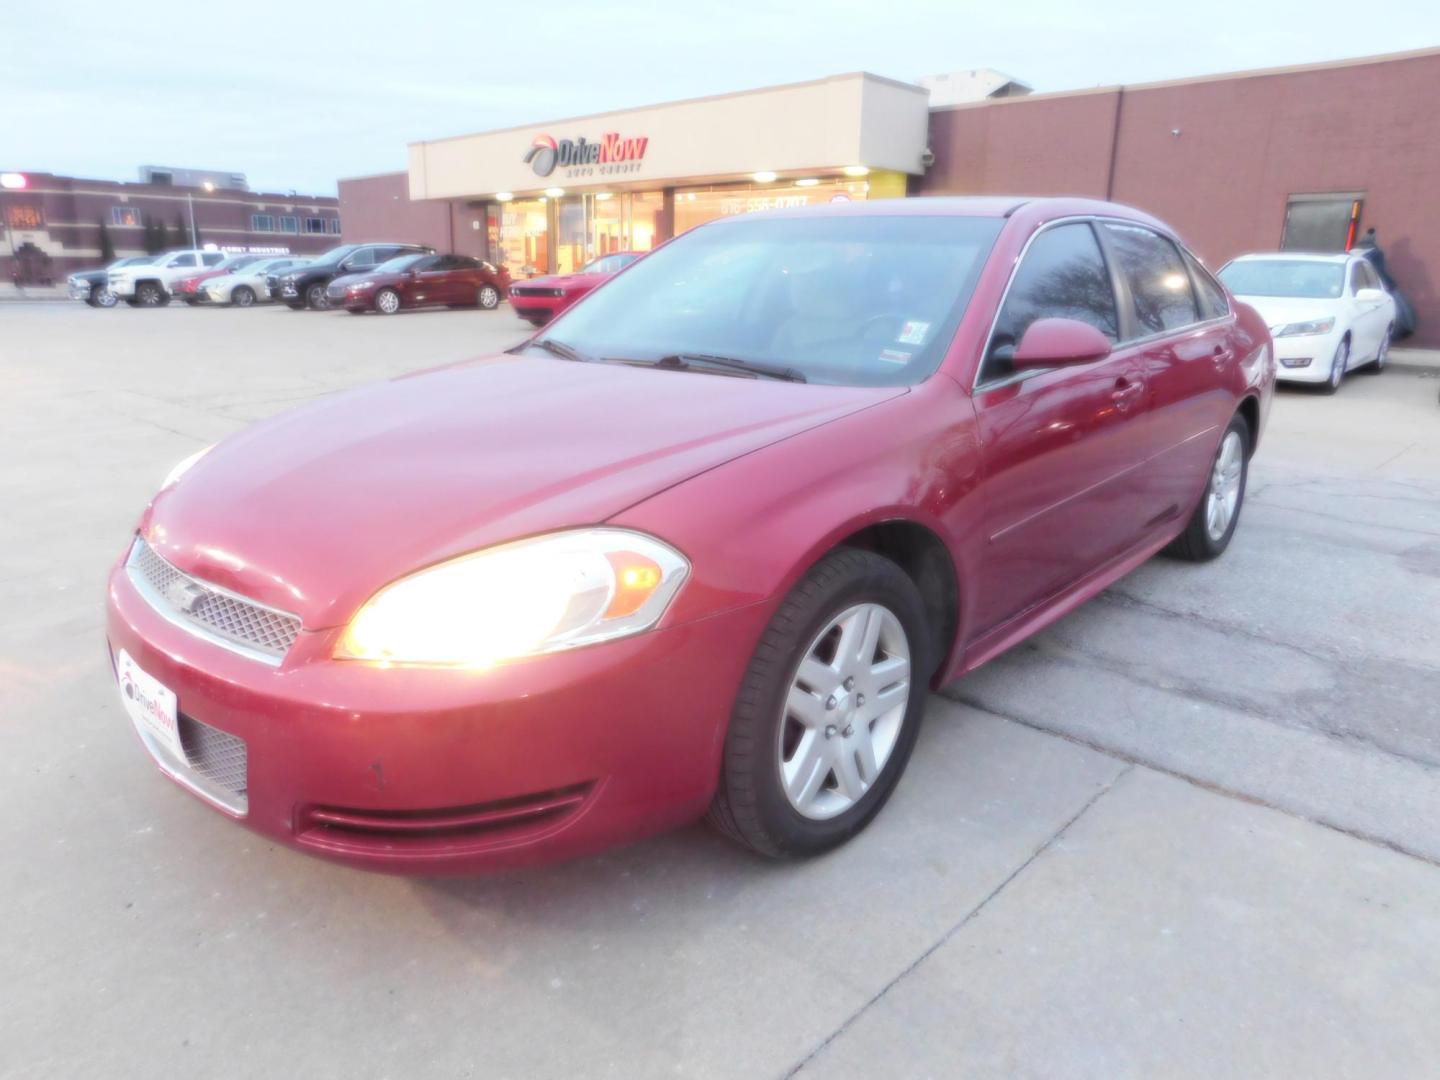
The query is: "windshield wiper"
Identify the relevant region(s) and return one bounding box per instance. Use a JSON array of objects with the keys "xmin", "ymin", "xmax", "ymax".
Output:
[
  {"xmin": 519, "ymin": 337, "xmax": 590, "ymax": 362},
  {"xmin": 612, "ymin": 352, "xmax": 807, "ymax": 383}
]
